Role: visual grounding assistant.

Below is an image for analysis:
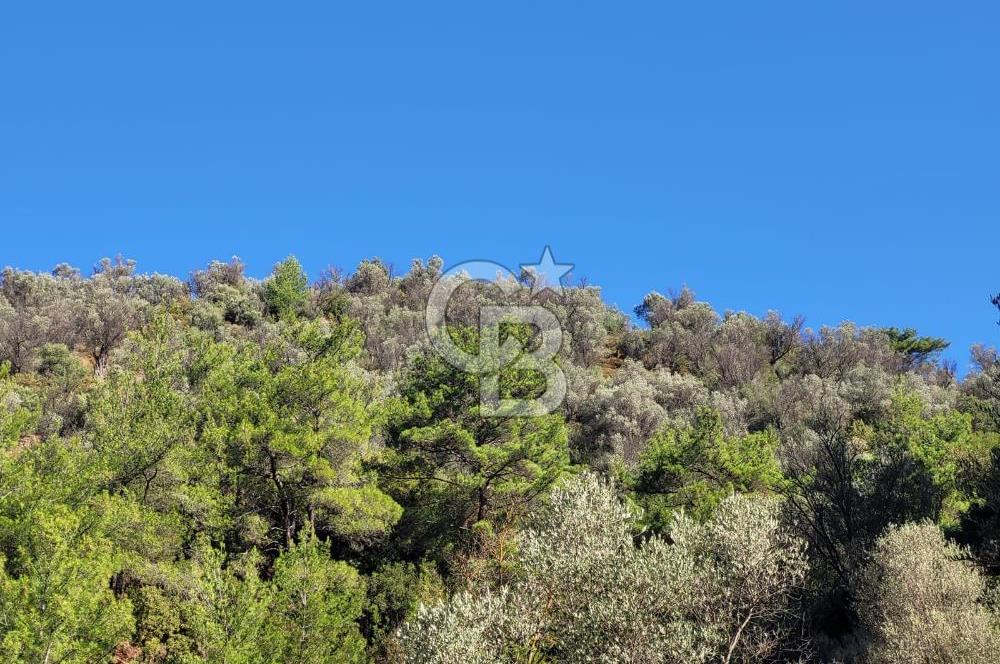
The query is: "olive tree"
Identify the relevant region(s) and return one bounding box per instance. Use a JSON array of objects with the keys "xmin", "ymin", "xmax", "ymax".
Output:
[
  {"xmin": 396, "ymin": 474, "xmax": 808, "ymax": 664},
  {"xmin": 855, "ymin": 523, "xmax": 1000, "ymax": 663}
]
